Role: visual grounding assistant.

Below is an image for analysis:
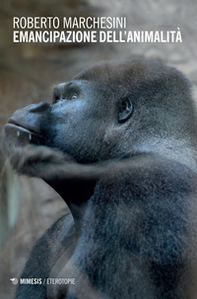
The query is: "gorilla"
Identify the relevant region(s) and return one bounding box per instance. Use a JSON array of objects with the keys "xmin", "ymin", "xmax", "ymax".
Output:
[{"xmin": 2, "ymin": 58, "xmax": 197, "ymax": 299}]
